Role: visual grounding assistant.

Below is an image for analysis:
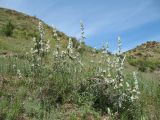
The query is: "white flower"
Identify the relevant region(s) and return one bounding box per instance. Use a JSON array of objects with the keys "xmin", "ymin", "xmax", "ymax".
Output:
[
  {"xmin": 13, "ymin": 64, "xmax": 16, "ymax": 68},
  {"xmin": 39, "ymin": 41, "xmax": 43, "ymax": 45},
  {"xmin": 33, "ymin": 37, "xmax": 36, "ymax": 42},
  {"xmin": 31, "ymin": 64, "xmax": 34, "ymax": 67},
  {"xmin": 137, "ymin": 91, "xmax": 141, "ymax": 94},
  {"xmin": 46, "ymin": 44, "xmax": 50, "ymax": 52},
  {"xmin": 114, "ymin": 84, "xmax": 118, "ymax": 89},
  {"xmin": 107, "ymin": 72, "xmax": 111, "ymax": 78},
  {"xmin": 37, "ymin": 57, "xmax": 41, "ymax": 61},
  {"xmin": 119, "ymin": 101, "xmax": 122, "ymax": 108},
  {"xmin": 134, "ymin": 95, "xmax": 139, "ymax": 99},
  {"xmin": 56, "ymin": 44, "xmax": 60, "ymax": 48},
  {"xmin": 131, "ymin": 95, "xmax": 134, "ymax": 102},
  {"xmin": 57, "ymin": 38, "xmax": 60, "ymax": 41},
  {"xmin": 126, "ymin": 82, "xmax": 130, "ymax": 87},
  {"xmin": 54, "ymin": 33, "xmax": 57, "ymax": 37},
  {"xmin": 132, "ymin": 89, "xmax": 136, "ymax": 92},
  {"xmin": 67, "ymin": 38, "xmax": 73, "ymax": 54},
  {"xmin": 34, "ymin": 49, "xmax": 38, "ymax": 53},
  {"xmin": 17, "ymin": 69, "xmax": 22, "ymax": 78},
  {"xmin": 90, "ymin": 60, "xmax": 94, "ymax": 63},
  {"xmin": 34, "ymin": 42, "xmax": 37, "ymax": 46},
  {"xmin": 40, "ymin": 48, "xmax": 43, "ymax": 52},
  {"xmin": 119, "ymin": 83, "xmax": 123, "ymax": 87},
  {"xmin": 107, "ymin": 108, "xmax": 111, "ymax": 115}
]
